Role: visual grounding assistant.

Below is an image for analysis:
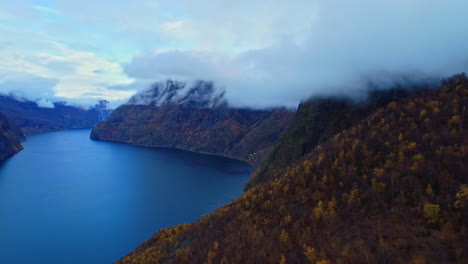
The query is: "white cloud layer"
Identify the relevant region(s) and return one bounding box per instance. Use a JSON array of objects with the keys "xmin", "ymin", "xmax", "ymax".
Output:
[
  {"xmin": 0, "ymin": 0, "xmax": 467, "ymax": 108},
  {"xmin": 123, "ymin": 0, "xmax": 468, "ymax": 108}
]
